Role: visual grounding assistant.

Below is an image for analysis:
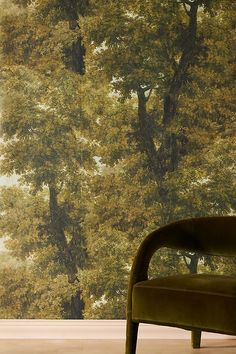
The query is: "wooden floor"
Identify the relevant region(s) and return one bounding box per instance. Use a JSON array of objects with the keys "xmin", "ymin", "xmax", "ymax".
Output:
[{"xmin": 0, "ymin": 339, "xmax": 236, "ymax": 354}]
